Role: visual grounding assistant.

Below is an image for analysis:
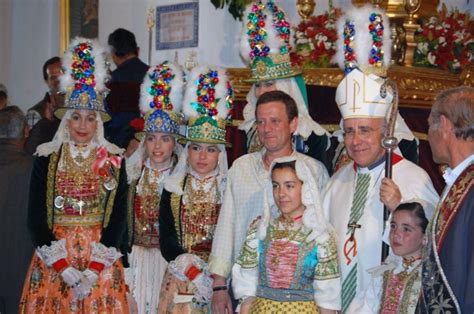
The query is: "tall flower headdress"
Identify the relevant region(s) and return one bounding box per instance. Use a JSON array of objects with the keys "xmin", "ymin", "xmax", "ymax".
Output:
[
  {"xmin": 182, "ymin": 65, "xmax": 233, "ymax": 146},
  {"xmin": 136, "ymin": 61, "xmax": 185, "ymax": 140},
  {"xmin": 56, "ymin": 37, "xmax": 110, "ymax": 121},
  {"xmin": 240, "ymin": 0, "xmax": 300, "ymax": 82}
]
